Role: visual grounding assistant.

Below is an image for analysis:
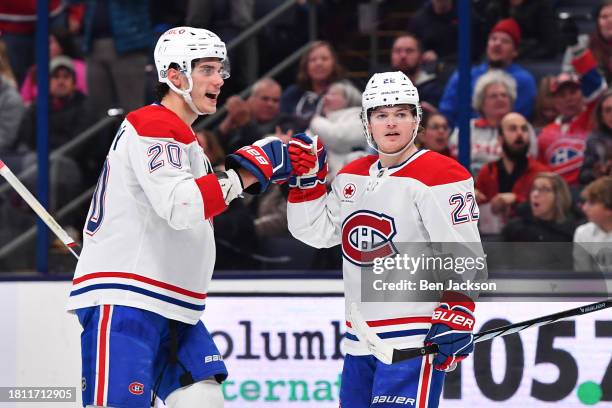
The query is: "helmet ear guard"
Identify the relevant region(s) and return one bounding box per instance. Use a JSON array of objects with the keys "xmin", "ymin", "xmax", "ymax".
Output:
[{"xmin": 361, "ymin": 71, "xmax": 422, "ymax": 156}]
